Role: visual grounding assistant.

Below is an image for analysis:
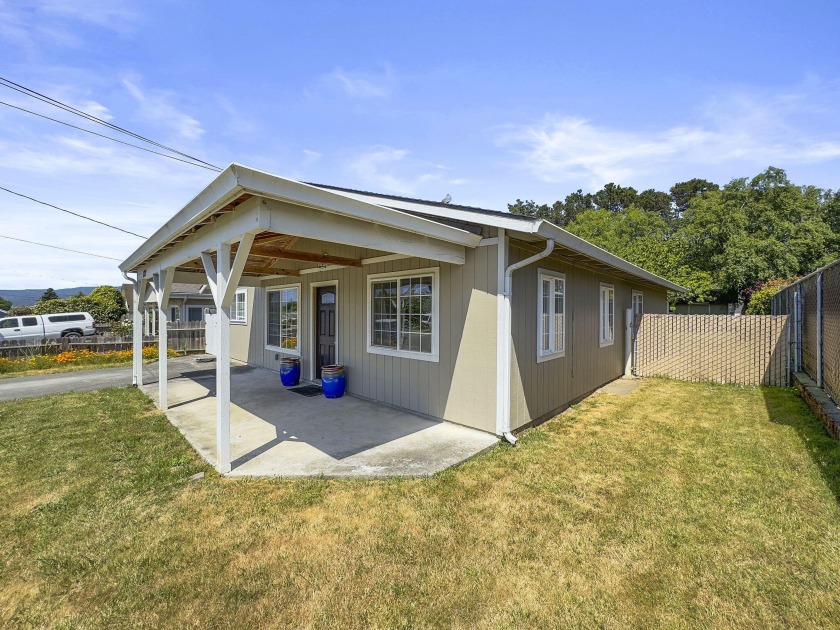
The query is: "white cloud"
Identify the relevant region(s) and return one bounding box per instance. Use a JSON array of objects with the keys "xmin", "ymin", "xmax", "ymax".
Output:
[
  {"xmin": 326, "ymin": 65, "xmax": 394, "ymax": 99},
  {"xmin": 122, "ymin": 76, "xmax": 204, "ymax": 140},
  {"xmin": 496, "ymin": 84, "xmax": 840, "ymax": 189},
  {"xmin": 302, "ymin": 149, "xmax": 321, "ymax": 166},
  {"xmin": 346, "ymin": 147, "xmax": 443, "ymax": 195}
]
